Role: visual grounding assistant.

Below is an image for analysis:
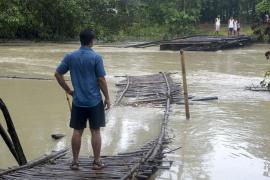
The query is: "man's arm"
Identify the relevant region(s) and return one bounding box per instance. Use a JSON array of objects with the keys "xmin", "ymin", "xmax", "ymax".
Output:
[
  {"xmin": 54, "ymin": 72, "xmax": 73, "ymax": 96},
  {"xmin": 98, "ymin": 76, "xmax": 111, "ymax": 110}
]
